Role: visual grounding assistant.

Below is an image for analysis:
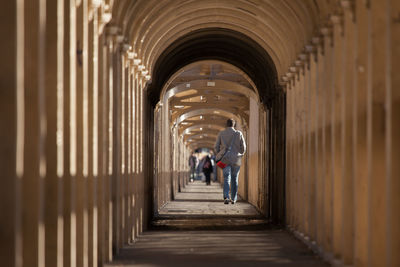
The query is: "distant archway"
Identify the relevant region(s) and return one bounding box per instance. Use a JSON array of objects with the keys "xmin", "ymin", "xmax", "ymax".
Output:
[{"xmin": 147, "ymin": 27, "xmax": 280, "ymax": 108}]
